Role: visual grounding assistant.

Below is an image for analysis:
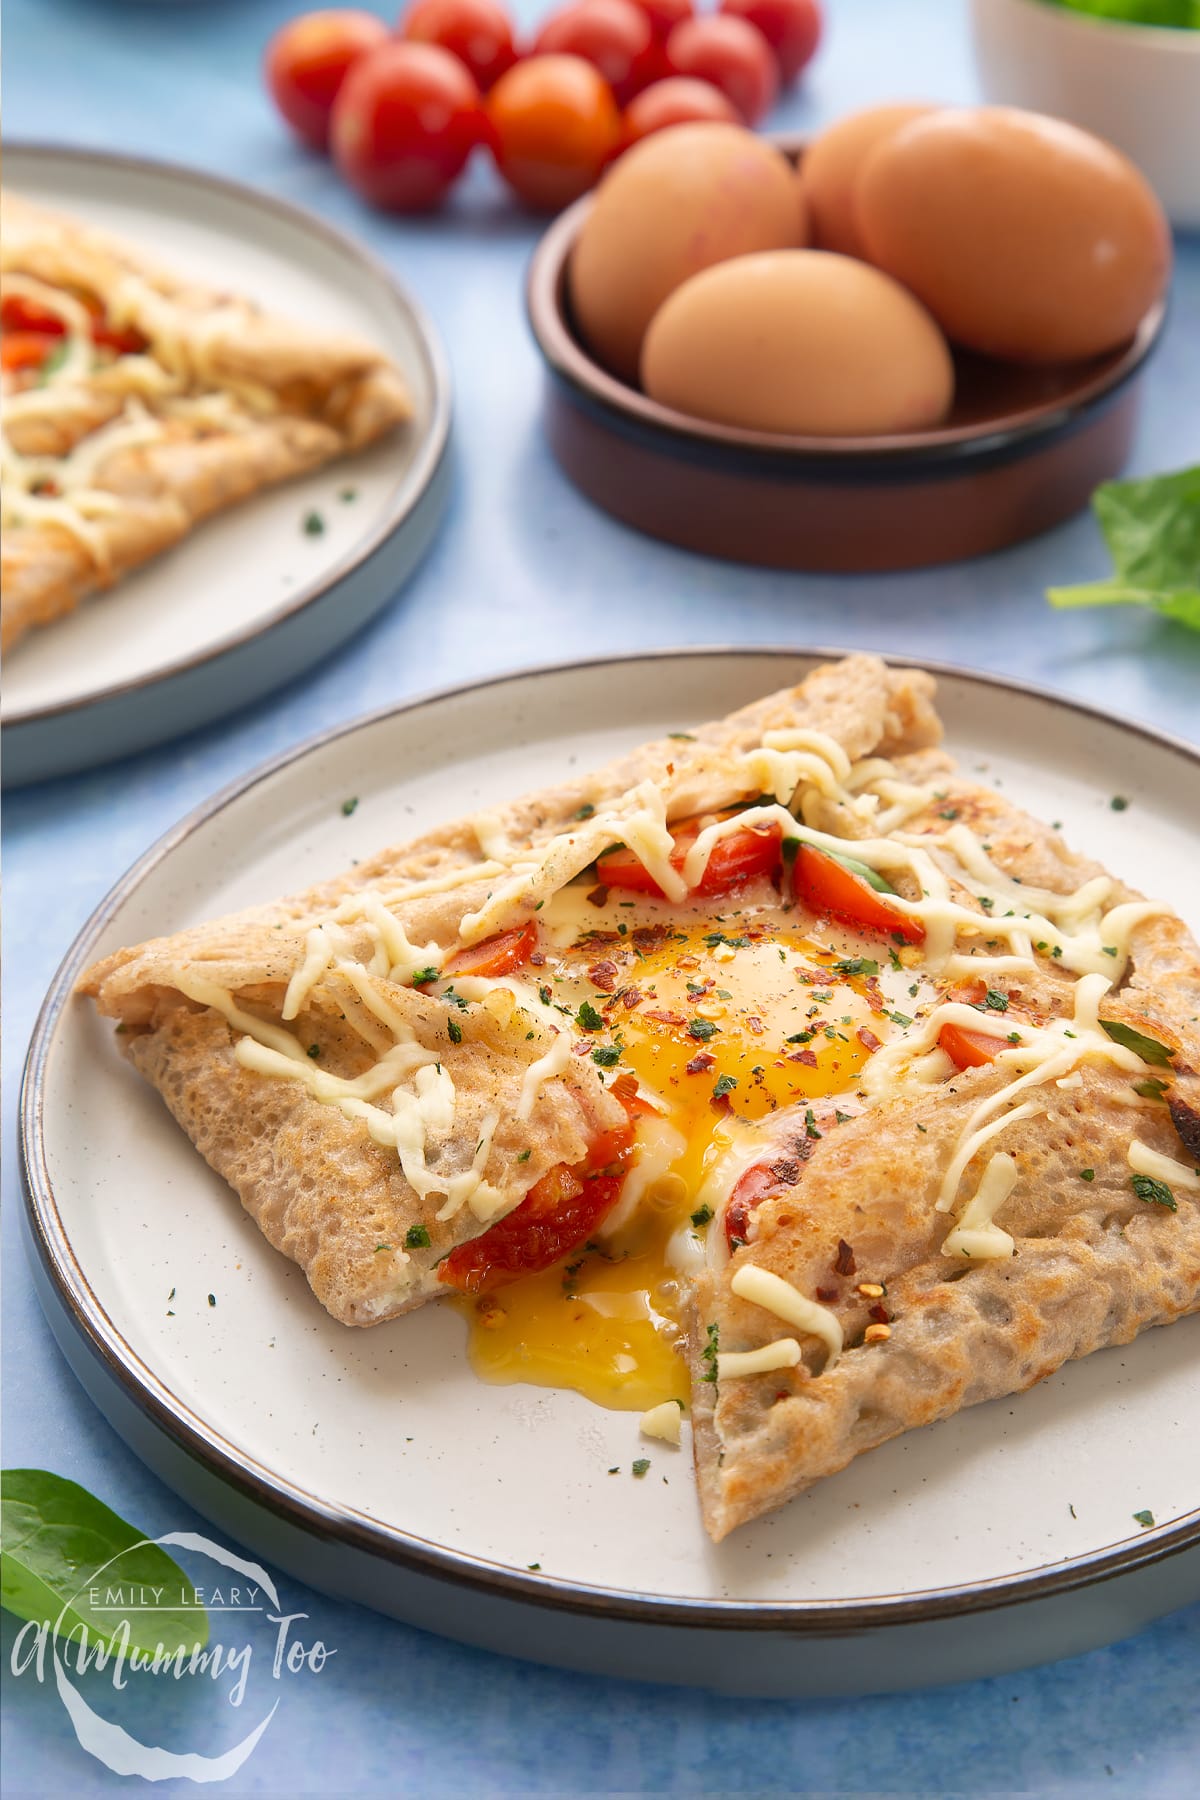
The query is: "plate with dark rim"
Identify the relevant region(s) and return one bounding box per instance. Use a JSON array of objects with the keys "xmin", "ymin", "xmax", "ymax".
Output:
[
  {"xmin": 527, "ymin": 137, "xmax": 1166, "ymax": 574},
  {"xmin": 20, "ymin": 649, "xmax": 1200, "ymax": 1695},
  {"xmin": 2, "ymin": 144, "xmax": 452, "ymax": 788}
]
